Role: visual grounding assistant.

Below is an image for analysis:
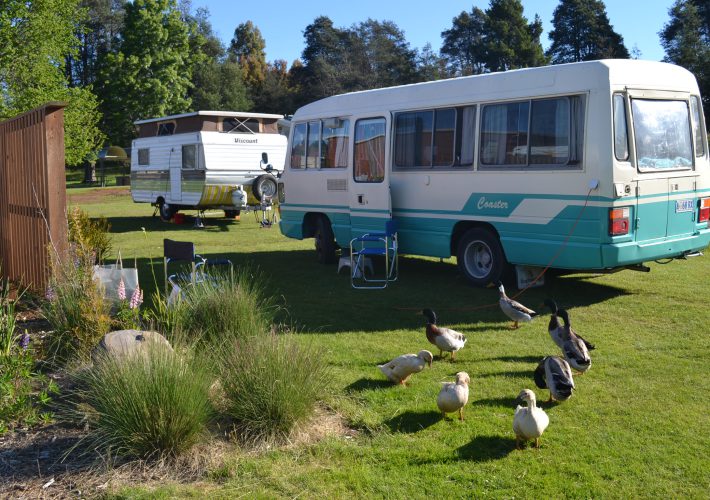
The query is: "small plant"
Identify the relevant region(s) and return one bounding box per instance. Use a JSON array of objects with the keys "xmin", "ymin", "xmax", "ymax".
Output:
[
  {"xmin": 72, "ymin": 342, "xmax": 214, "ymax": 458},
  {"xmin": 112, "ymin": 279, "xmax": 145, "ymax": 330},
  {"xmin": 42, "ymin": 245, "xmax": 112, "ymax": 363},
  {"xmin": 68, "ymin": 206, "xmax": 111, "ymax": 264},
  {"xmin": 0, "ymin": 276, "xmax": 19, "ymax": 357},
  {"xmin": 218, "ymin": 332, "xmax": 330, "ymax": 443}
]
